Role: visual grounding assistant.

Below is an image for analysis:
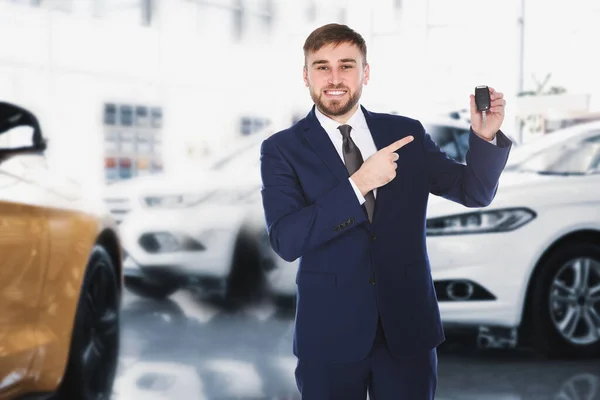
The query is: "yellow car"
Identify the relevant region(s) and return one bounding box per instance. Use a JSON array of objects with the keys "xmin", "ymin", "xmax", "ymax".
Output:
[{"xmin": 0, "ymin": 102, "xmax": 123, "ymax": 399}]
